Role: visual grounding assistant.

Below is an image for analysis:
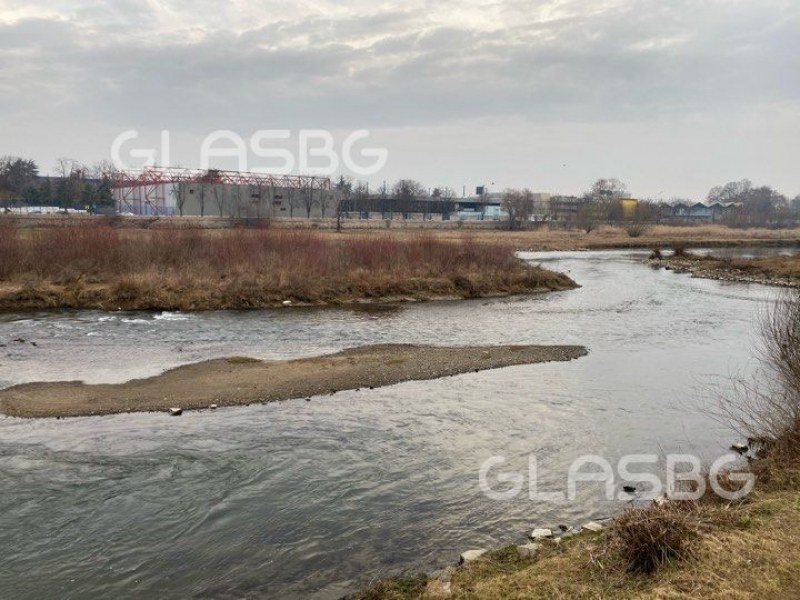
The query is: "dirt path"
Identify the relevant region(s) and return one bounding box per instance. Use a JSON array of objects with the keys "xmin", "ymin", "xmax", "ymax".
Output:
[{"xmin": 0, "ymin": 343, "xmax": 588, "ymax": 418}]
